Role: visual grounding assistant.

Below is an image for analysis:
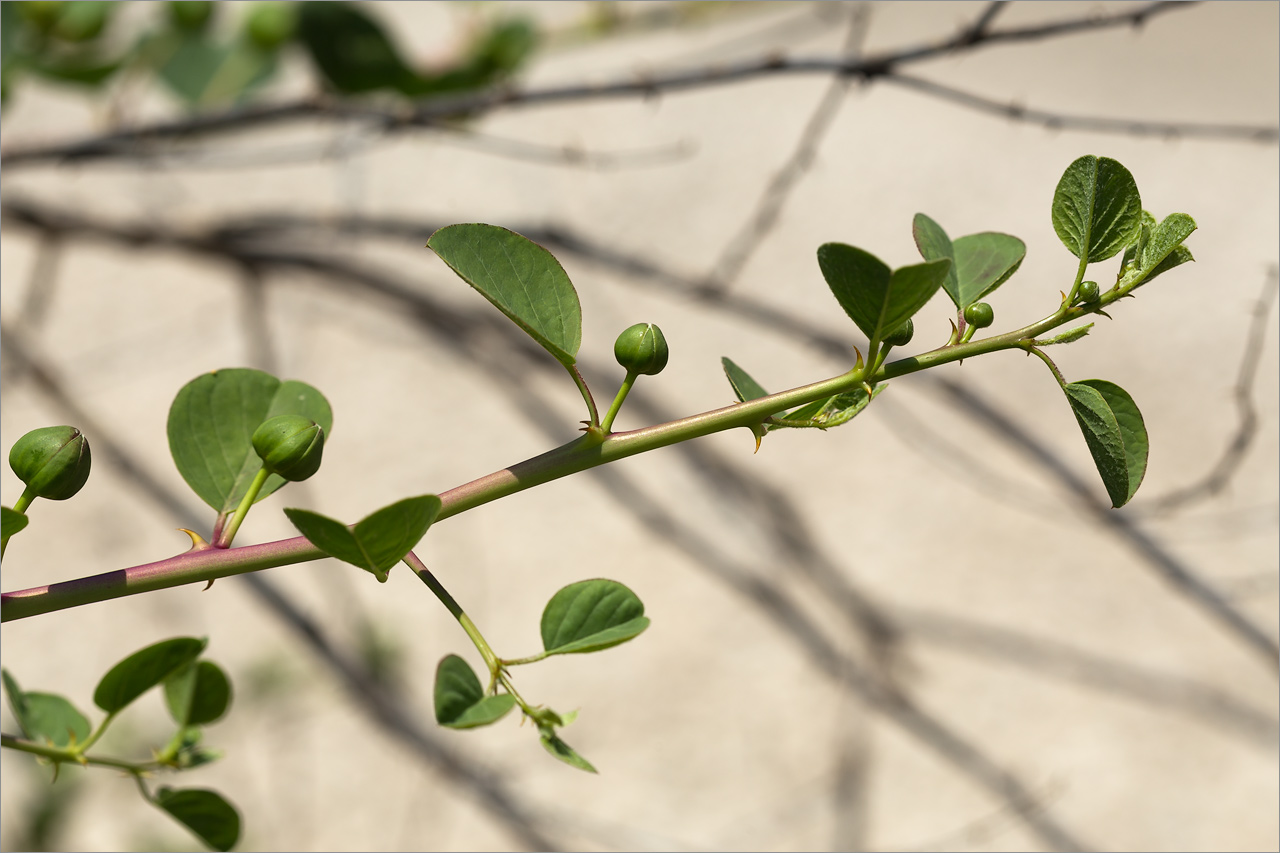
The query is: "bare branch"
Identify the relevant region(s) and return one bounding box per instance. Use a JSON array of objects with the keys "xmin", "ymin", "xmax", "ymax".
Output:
[{"xmin": 0, "ymin": 2, "xmax": 1204, "ymax": 168}]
